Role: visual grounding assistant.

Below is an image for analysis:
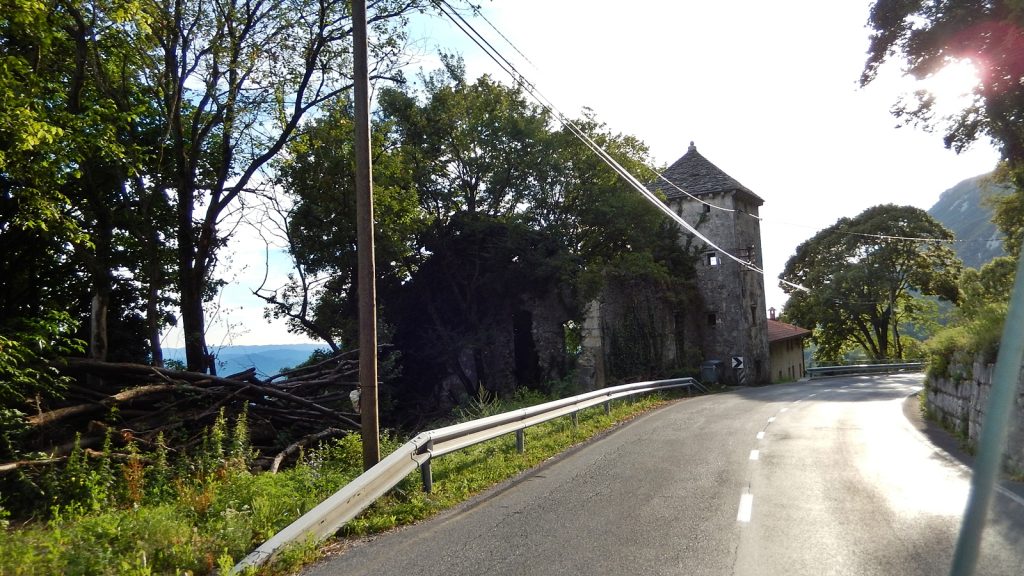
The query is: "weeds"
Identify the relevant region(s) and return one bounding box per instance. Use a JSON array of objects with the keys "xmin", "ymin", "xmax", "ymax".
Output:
[{"xmin": 0, "ymin": 390, "xmax": 677, "ymax": 575}]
